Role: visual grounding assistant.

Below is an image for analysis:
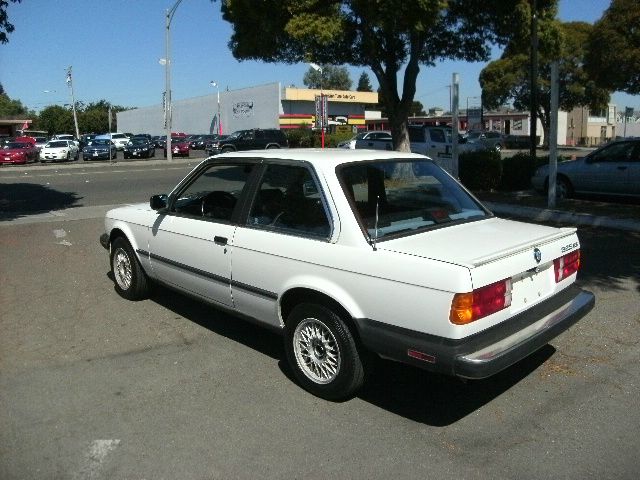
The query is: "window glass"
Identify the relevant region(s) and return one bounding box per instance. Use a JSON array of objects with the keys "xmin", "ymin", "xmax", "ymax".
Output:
[
  {"xmin": 339, "ymin": 160, "xmax": 488, "ymax": 240},
  {"xmin": 430, "ymin": 129, "xmax": 446, "ymax": 143},
  {"xmin": 591, "ymin": 142, "xmax": 635, "ymax": 163},
  {"xmin": 408, "ymin": 127, "xmax": 424, "ymax": 142},
  {"xmin": 248, "ymin": 164, "xmax": 331, "ymax": 238},
  {"xmin": 172, "ymin": 164, "xmax": 254, "ymax": 221}
]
